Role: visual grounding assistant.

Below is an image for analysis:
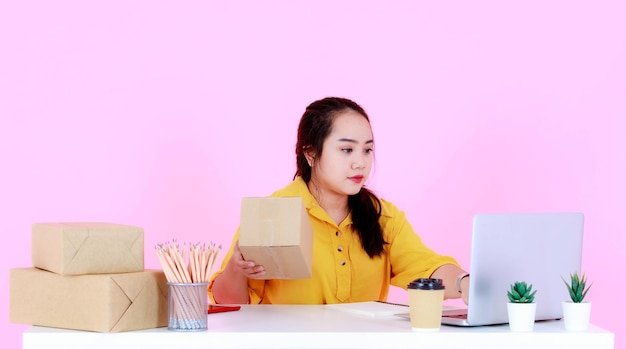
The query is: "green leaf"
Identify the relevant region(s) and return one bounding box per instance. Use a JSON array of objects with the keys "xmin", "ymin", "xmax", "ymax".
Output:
[
  {"xmin": 507, "ymin": 291, "xmax": 516, "ymax": 302},
  {"xmin": 528, "ymin": 290, "xmax": 537, "ymax": 303},
  {"xmin": 512, "ymin": 288, "xmax": 522, "ymax": 299},
  {"xmin": 579, "ymin": 285, "xmax": 591, "ymax": 303},
  {"xmin": 572, "ymin": 273, "xmax": 580, "ymax": 291}
]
